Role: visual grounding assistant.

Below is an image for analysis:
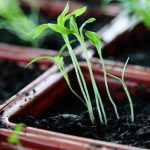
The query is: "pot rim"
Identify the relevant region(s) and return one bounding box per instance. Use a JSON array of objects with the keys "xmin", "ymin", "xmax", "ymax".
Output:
[{"xmin": 1, "ymin": 62, "xmax": 149, "ymax": 150}]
